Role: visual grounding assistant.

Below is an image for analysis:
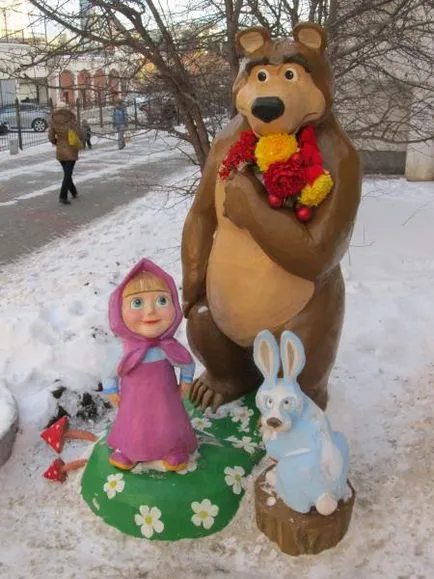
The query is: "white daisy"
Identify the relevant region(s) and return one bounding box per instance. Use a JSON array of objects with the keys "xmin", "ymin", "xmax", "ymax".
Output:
[
  {"xmin": 203, "ymin": 407, "xmax": 214, "ymax": 418},
  {"xmin": 204, "ymin": 405, "xmax": 229, "ymax": 419},
  {"xmin": 231, "ymin": 406, "xmax": 254, "ymax": 425},
  {"xmin": 238, "ymin": 421, "xmax": 251, "ymax": 433},
  {"xmin": 134, "ymin": 505, "xmax": 164, "ymax": 538},
  {"xmin": 224, "ymin": 466, "xmax": 247, "ymax": 495},
  {"xmin": 226, "ymin": 435, "xmax": 257, "ymax": 454},
  {"xmin": 103, "ymin": 473, "xmax": 125, "ymax": 499},
  {"xmin": 191, "ymin": 416, "xmax": 212, "ymax": 431},
  {"xmin": 176, "ymin": 452, "xmax": 199, "ymax": 475},
  {"xmin": 191, "ymin": 498, "xmax": 219, "ymax": 529}
]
